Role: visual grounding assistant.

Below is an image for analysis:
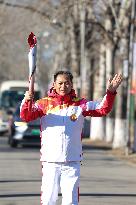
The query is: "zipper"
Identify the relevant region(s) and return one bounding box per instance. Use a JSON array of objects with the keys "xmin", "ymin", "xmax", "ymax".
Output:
[
  {"xmin": 61, "ymin": 97, "xmax": 64, "ymax": 123},
  {"xmin": 61, "ymin": 97, "xmax": 66, "ymax": 158},
  {"xmin": 60, "ymin": 97, "xmax": 64, "ymax": 153}
]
